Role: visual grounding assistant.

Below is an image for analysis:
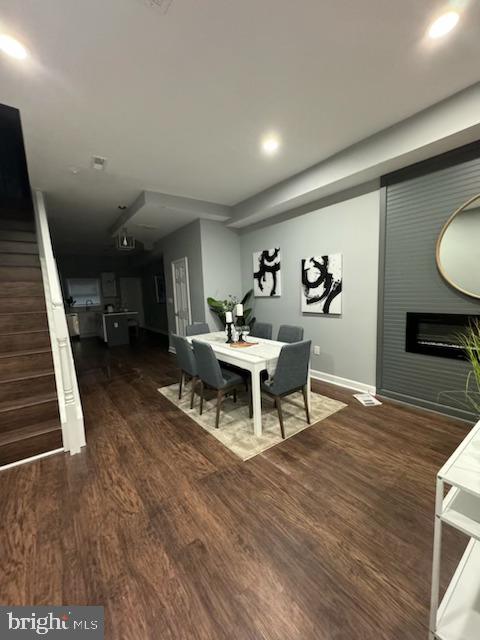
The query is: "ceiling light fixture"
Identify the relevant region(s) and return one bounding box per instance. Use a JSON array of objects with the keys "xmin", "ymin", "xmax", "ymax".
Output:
[
  {"xmin": 261, "ymin": 135, "xmax": 280, "ymax": 155},
  {"xmin": 0, "ymin": 34, "xmax": 28, "ymax": 59},
  {"xmin": 116, "ymin": 228, "xmax": 136, "ymax": 251},
  {"xmin": 428, "ymin": 11, "xmax": 460, "ymax": 39}
]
